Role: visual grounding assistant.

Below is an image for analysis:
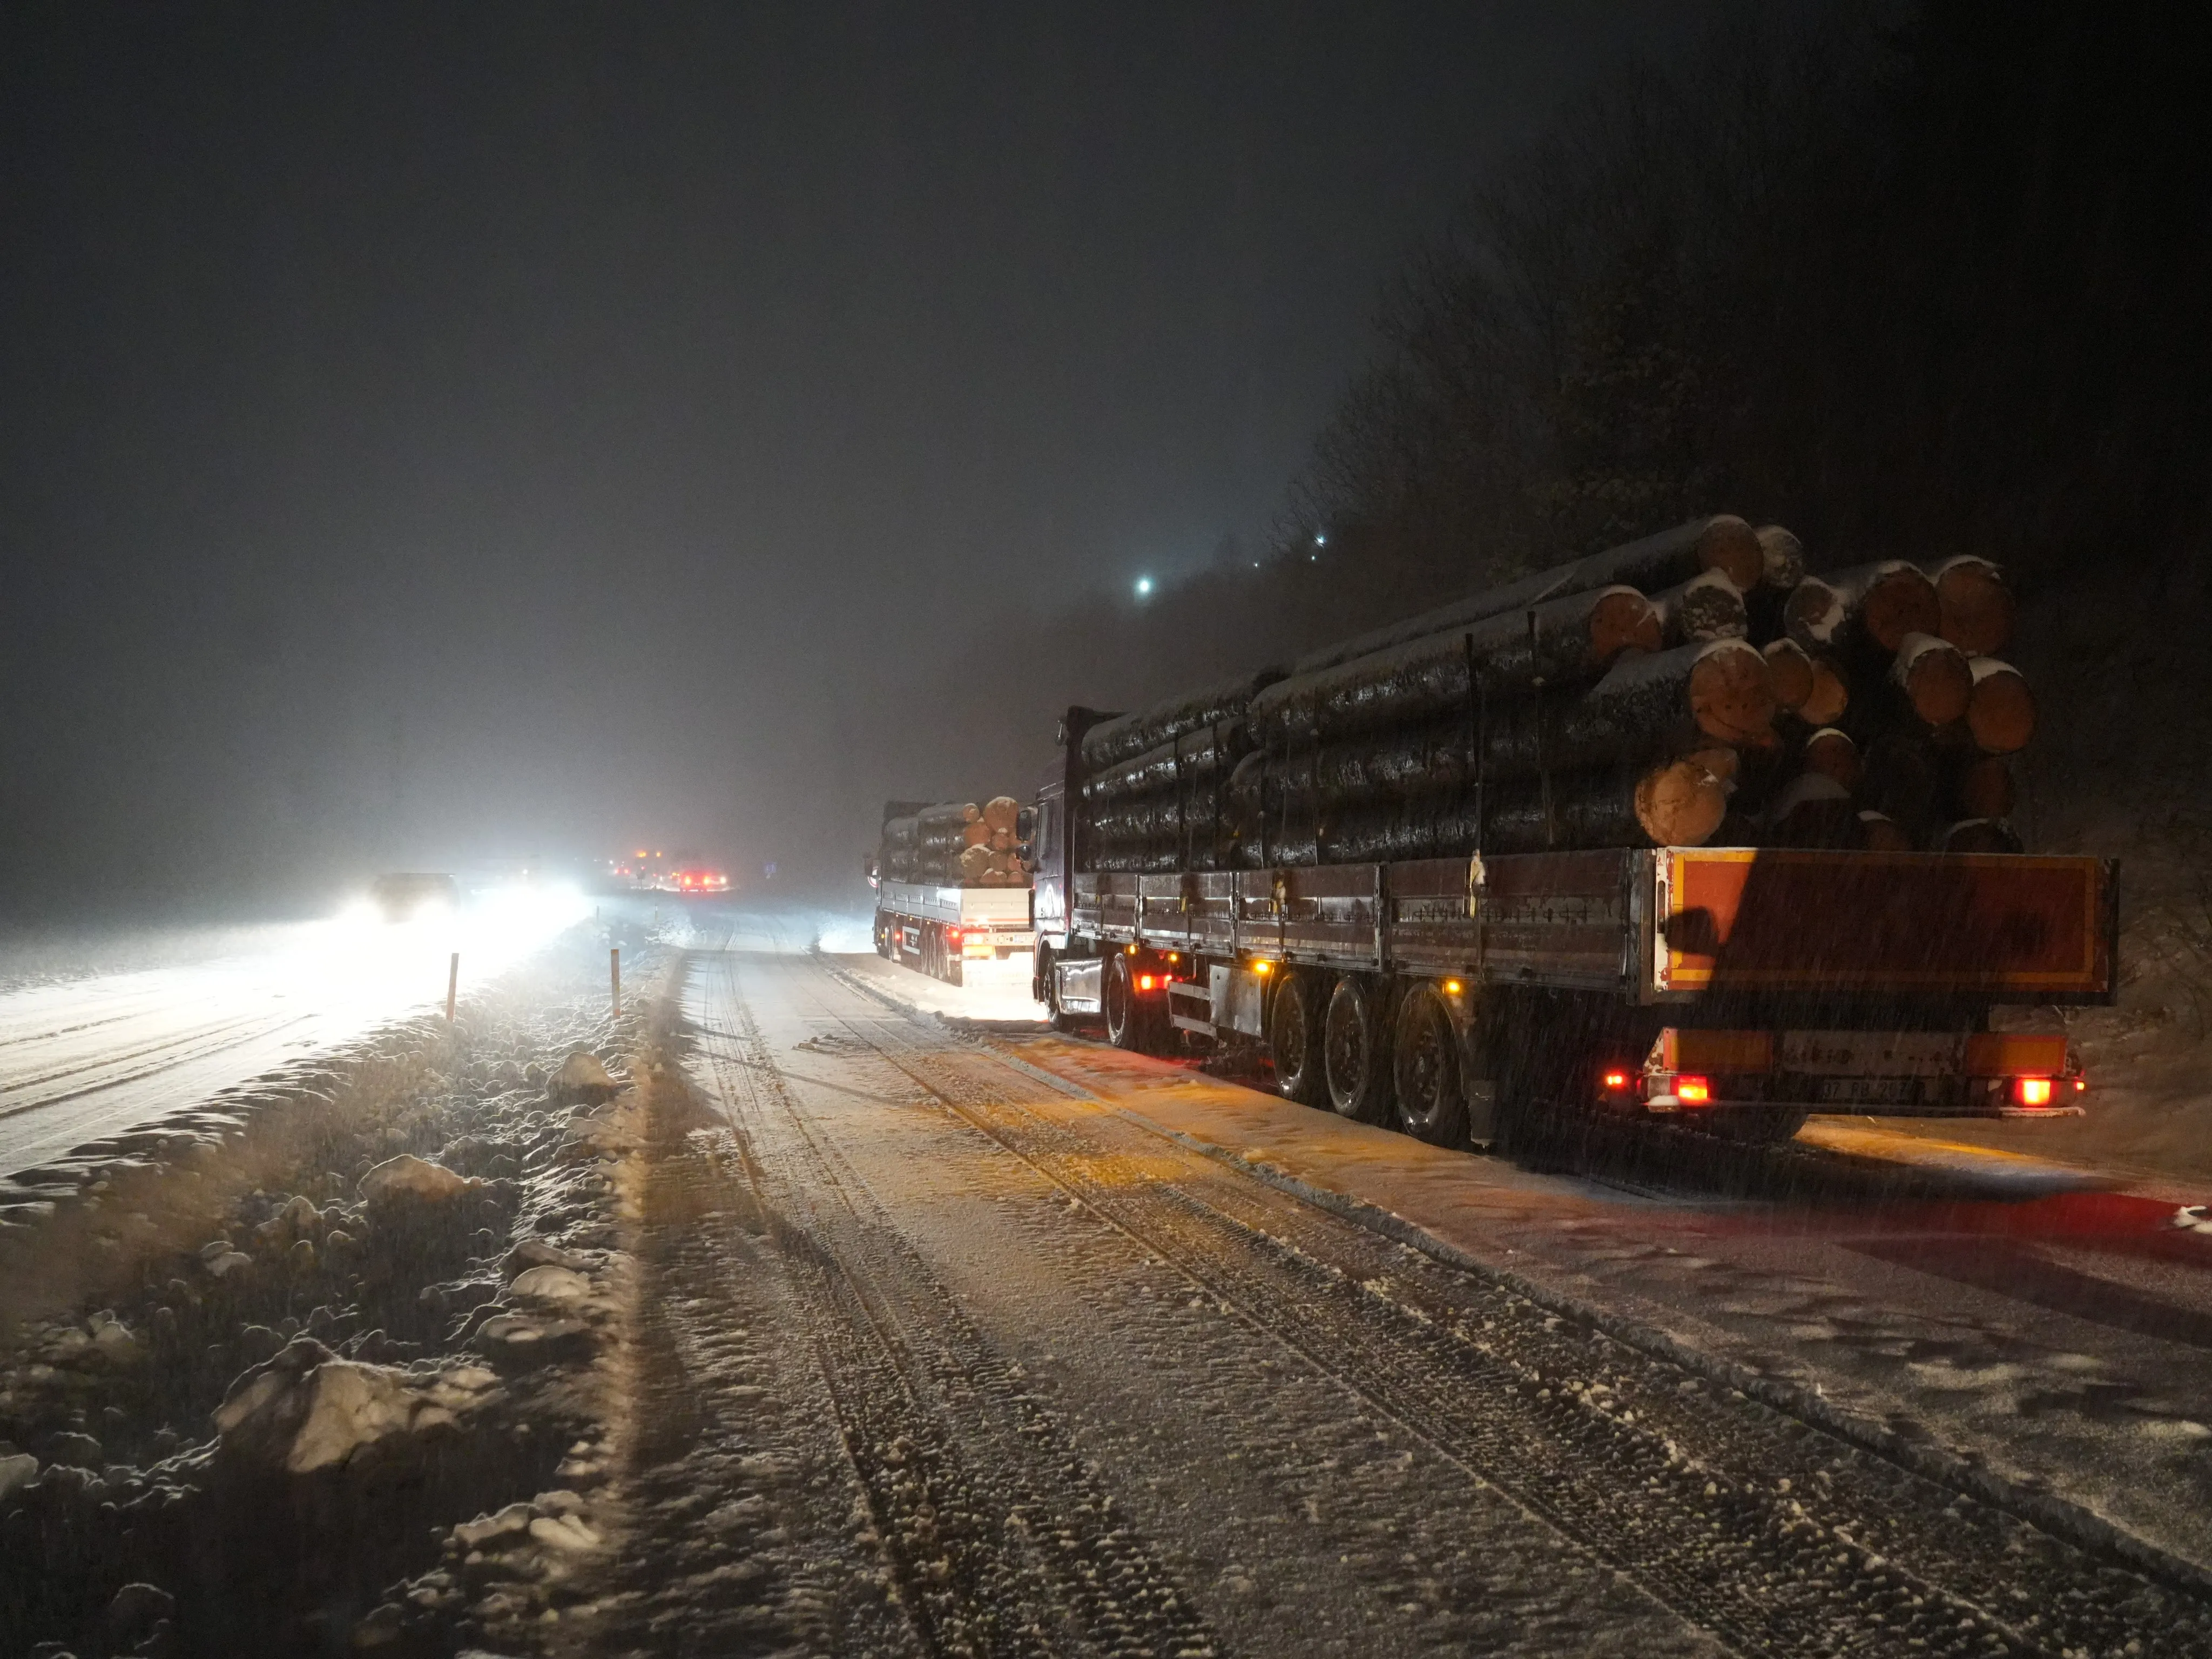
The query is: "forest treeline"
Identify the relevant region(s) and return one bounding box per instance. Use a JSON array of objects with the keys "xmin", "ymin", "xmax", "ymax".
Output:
[{"xmin": 931, "ymin": 0, "xmax": 2211, "ymax": 793}]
